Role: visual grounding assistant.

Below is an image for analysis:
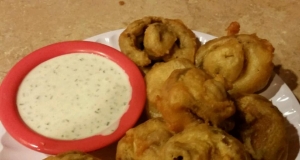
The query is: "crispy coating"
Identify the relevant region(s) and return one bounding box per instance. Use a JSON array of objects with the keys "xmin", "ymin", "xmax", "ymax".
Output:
[
  {"xmin": 161, "ymin": 18, "xmax": 198, "ymax": 62},
  {"xmin": 144, "ymin": 23, "xmax": 177, "ymax": 58},
  {"xmin": 119, "ymin": 16, "xmax": 197, "ymax": 67},
  {"xmin": 226, "ymin": 21, "xmax": 240, "ymax": 36},
  {"xmin": 156, "ymin": 67, "xmax": 235, "ymax": 132},
  {"xmin": 145, "ymin": 58, "xmax": 194, "ymax": 118},
  {"xmin": 160, "ymin": 123, "xmax": 250, "ymax": 160},
  {"xmin": 44, "ymin": 151, "xmax": 100, "ymax": 160},
  {"xmin": 116, "ymin": 118, "xmax": 174, "ymax": 160},
  {"xmin": 195, "ymin": 33, "xmax": 274, "ymax": 95},
  {"xmin": 234, "ymin": 94, "xmax": 288, "ymax": 160}
]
